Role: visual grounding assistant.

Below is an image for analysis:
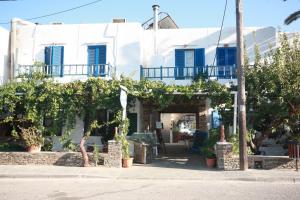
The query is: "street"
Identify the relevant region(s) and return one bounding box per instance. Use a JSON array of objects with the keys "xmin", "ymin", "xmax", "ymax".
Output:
[{"xmin": 0, "ymin": 178, "xmax": 299, "ymax": 200}]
